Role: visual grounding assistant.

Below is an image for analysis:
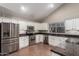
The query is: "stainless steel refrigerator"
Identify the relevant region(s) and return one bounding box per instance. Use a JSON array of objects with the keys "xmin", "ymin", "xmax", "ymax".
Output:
[{"xmin": 0, "ymin": 22, "xmax": 19, "ymax": 55}]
